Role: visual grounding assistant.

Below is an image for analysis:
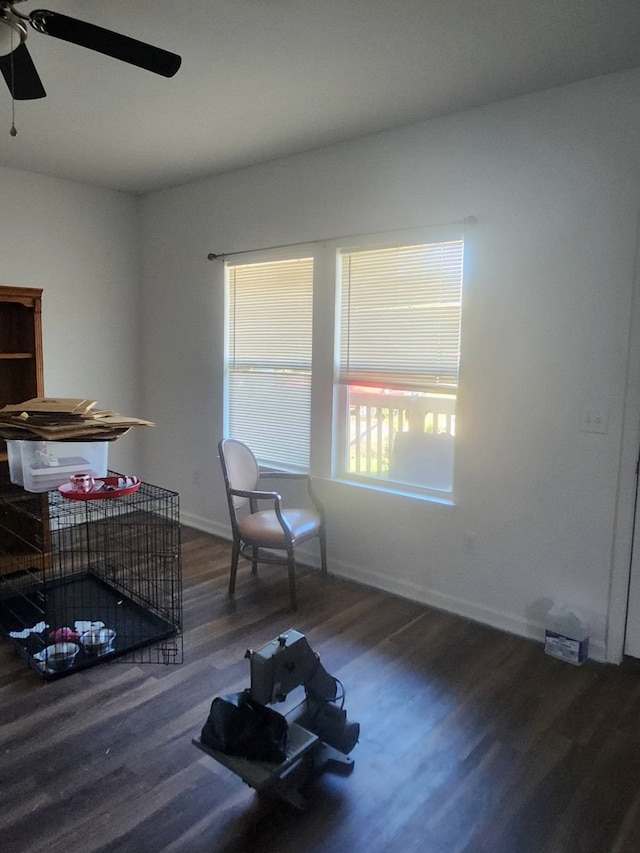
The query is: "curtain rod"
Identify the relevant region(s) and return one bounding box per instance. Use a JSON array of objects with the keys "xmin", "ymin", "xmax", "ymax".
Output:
[{"xmin": 207, "ymin": 216, "xmax": 477, "ymax": 261}]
